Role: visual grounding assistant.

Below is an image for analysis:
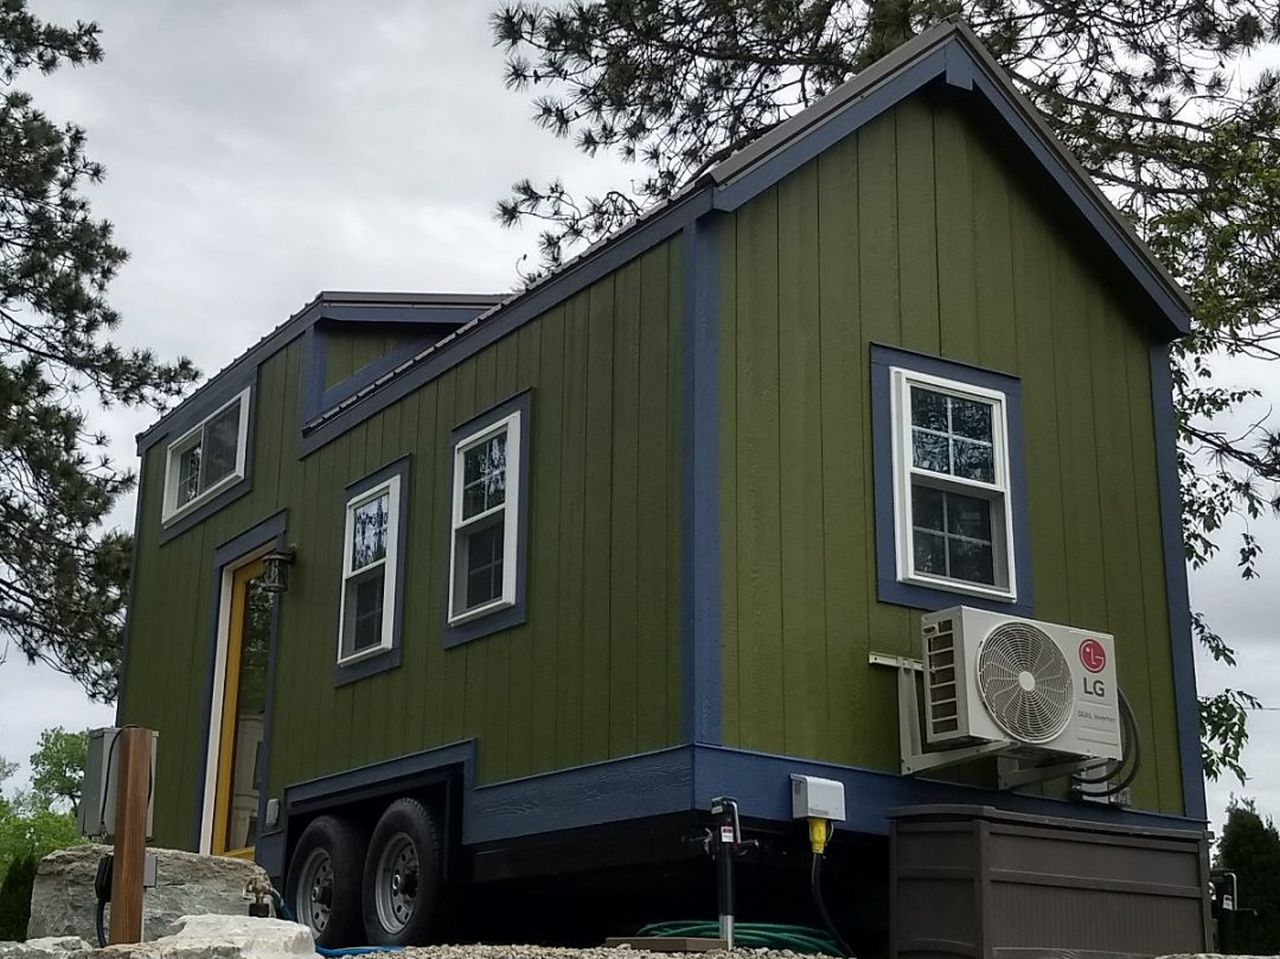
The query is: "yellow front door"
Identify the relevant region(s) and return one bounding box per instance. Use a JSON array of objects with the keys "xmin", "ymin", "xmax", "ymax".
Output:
[{"xmin": 212, "ymin": 558, "xmax": 271, "ymax": 859}]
